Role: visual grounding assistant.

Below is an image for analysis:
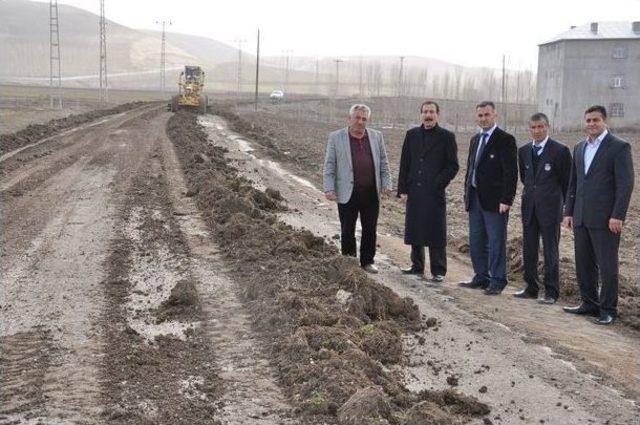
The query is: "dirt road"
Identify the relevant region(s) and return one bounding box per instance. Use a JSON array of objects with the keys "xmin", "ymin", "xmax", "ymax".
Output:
[
  {"xmin": 199, "ymin": 114, "xmax": 640, "ymax": 424},
  {"xmin": 1, "ymin": 105, "xmax": 638, "ymax": 424},
  {"xmin": 0, "ymin": 106, "xmax": 292, "ymax": 424}
]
